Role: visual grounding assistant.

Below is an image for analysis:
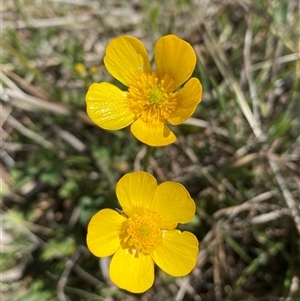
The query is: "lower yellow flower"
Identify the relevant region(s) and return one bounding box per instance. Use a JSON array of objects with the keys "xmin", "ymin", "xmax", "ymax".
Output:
[{"xmin": 86, "ymin": 171, "xmax": 199, "ymax": 293}]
